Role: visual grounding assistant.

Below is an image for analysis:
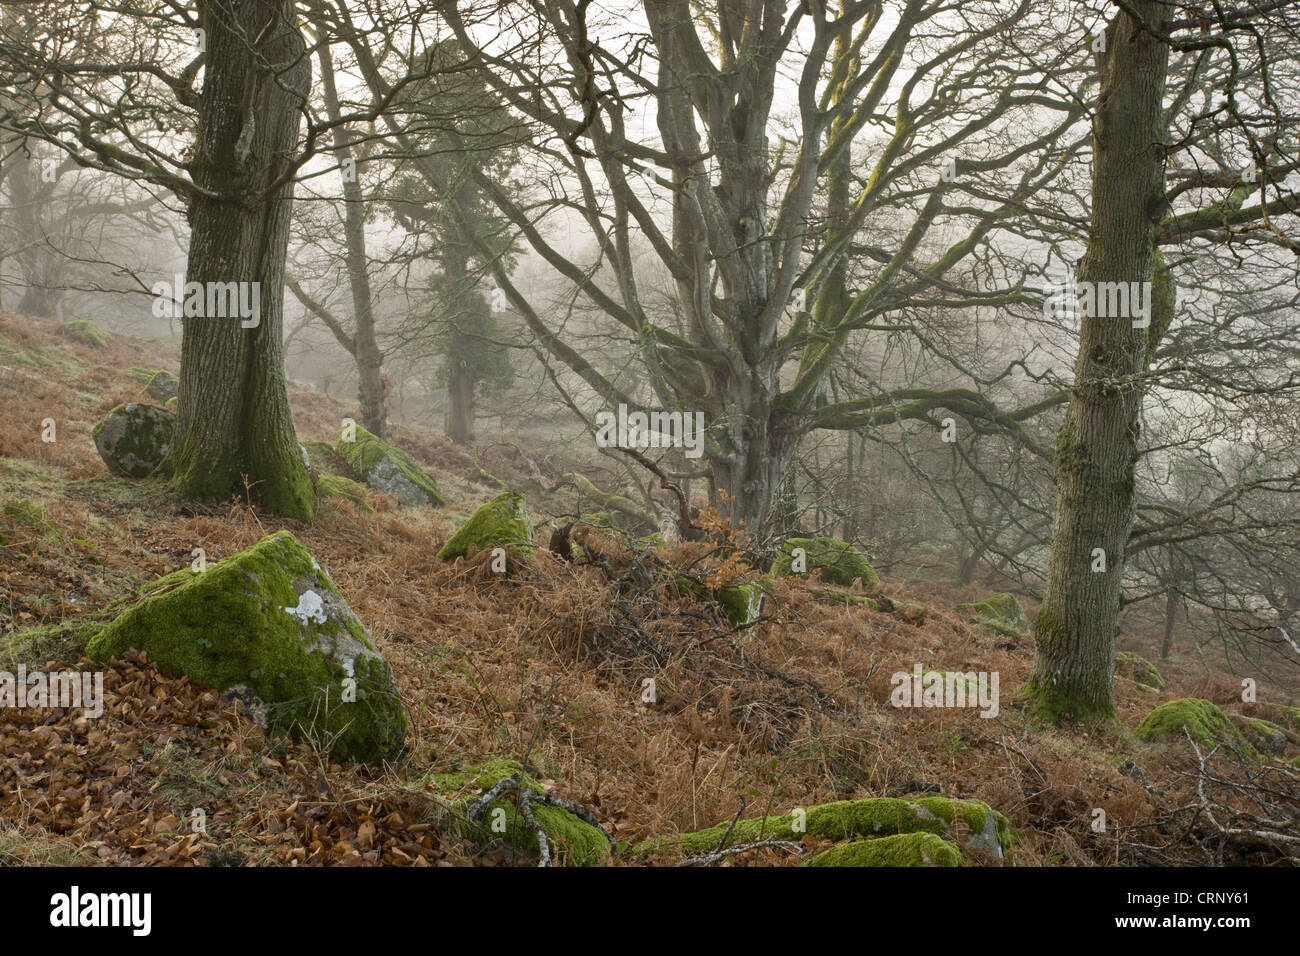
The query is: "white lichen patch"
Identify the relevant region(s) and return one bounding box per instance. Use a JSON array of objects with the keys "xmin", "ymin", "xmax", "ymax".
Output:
[{"xmin": 284, "ymin": 589, "xmax": 328, "ymax": 625}]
